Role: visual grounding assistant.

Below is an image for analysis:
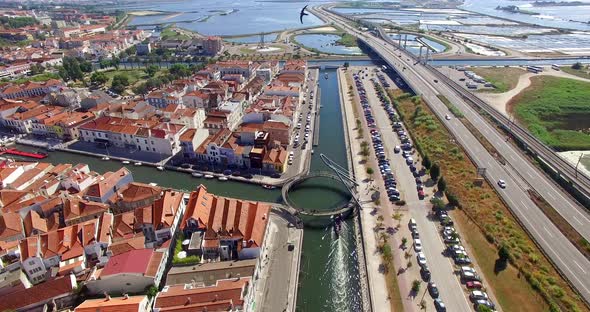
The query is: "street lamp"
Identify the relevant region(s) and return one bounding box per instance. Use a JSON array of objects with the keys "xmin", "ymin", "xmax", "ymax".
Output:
[{"xmin": 576, "ymin": 152, "xmax": 585, "ymax": 178}]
